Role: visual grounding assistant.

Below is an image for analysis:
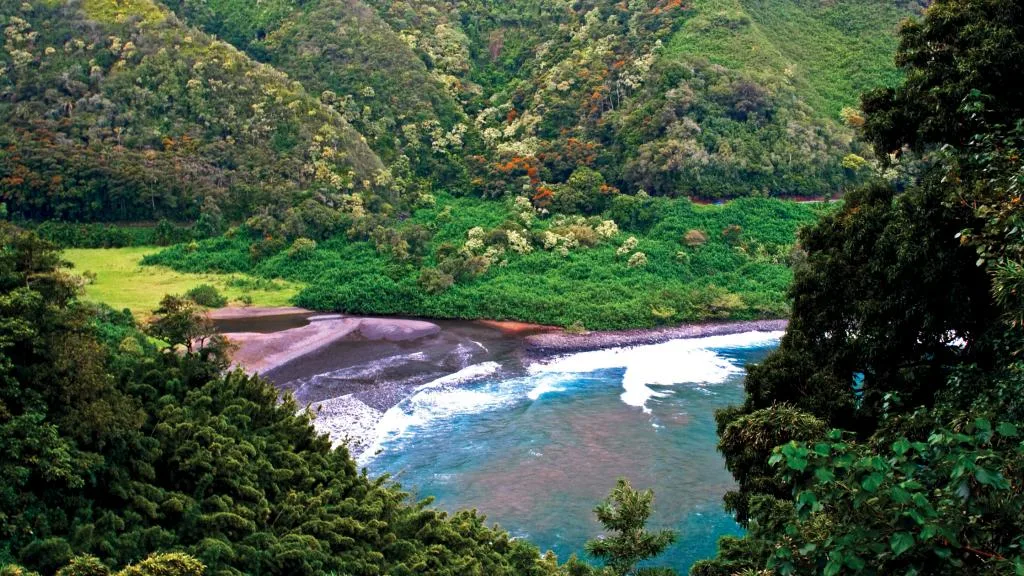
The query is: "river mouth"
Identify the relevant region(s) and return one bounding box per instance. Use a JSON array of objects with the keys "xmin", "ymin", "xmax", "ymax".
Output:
[
  {"xmin": 213, "ymin": 313, "xmax": 312, "ymax": 333},
  {"xmin": 224, "ymin": 313, "xmax": 779, "ymax": 572}
]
